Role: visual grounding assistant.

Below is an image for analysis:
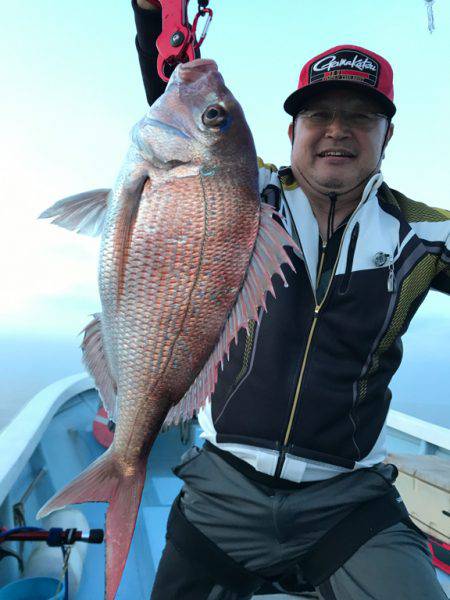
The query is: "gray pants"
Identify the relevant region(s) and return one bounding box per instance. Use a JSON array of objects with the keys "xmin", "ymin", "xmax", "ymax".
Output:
[{"xmin": 171, "ymin": 444, "xmax": 447, "ymax": 600}]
